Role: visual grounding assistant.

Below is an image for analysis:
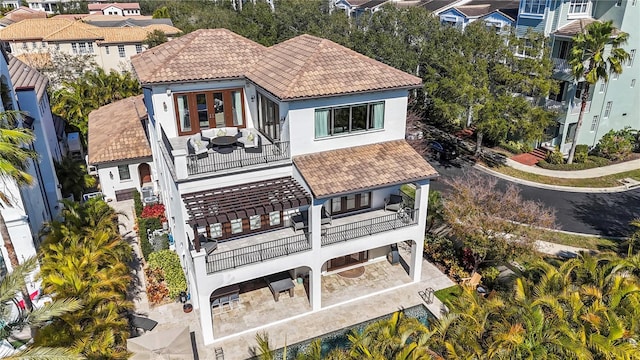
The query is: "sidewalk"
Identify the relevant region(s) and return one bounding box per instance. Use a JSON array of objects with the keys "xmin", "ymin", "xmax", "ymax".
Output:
[{"xmin": 505, "ymin": 158, "xmax": 640, "ymax": 179}]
